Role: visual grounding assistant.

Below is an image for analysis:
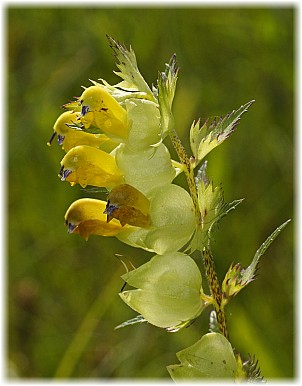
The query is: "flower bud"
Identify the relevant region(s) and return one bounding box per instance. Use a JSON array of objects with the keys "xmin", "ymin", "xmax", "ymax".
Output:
[
  {"xmin": 48, "ymin": 111, "xmax": 108, "ymax": 152},
  {"xmin": 119, "ymin": 252, "xmax": 206, "ymax": 330},
  {"xmin": 64, "ymin": 198, "xmax": 126, "ymax": 240},
  {"xmin": 79, "ymin": 86, "xmax": 128, "ymax": 139},
  {"xmin": 59, "ymin": 145, "xmax": 124, "ymax": 188}
]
